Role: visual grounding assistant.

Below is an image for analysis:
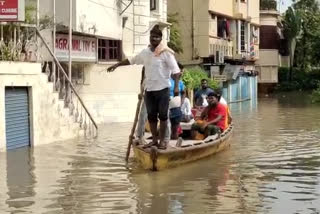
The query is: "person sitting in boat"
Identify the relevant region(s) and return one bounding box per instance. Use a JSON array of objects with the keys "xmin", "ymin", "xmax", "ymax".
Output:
[
  {"xmin": 215, "ymin": 88, "xmax": 232, "ymax": 127},
  {"xmin": 191, "ymin": 92, "xmax": 227, "ymax": 139},
  {"xmin": 168, "ymin": 62, "xmax": 185, "ymax": 140},
  {"xmin": 194, "ymin": 79, "xmax": 215, "ymax": 107},
  {"xmin": 180, "ymin": 90, "xmax": 193, "ymax": 123}
]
